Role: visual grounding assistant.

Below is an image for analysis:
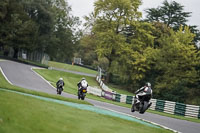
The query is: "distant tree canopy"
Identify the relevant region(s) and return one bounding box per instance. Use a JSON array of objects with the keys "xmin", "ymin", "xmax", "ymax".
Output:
[
  {"xmin": 0, "ymin": 0, "xmax": 81, "ymax": 62},
  {"xmin": 145, "ymin": 0, "xmax": 200, "ymax": 43}
]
